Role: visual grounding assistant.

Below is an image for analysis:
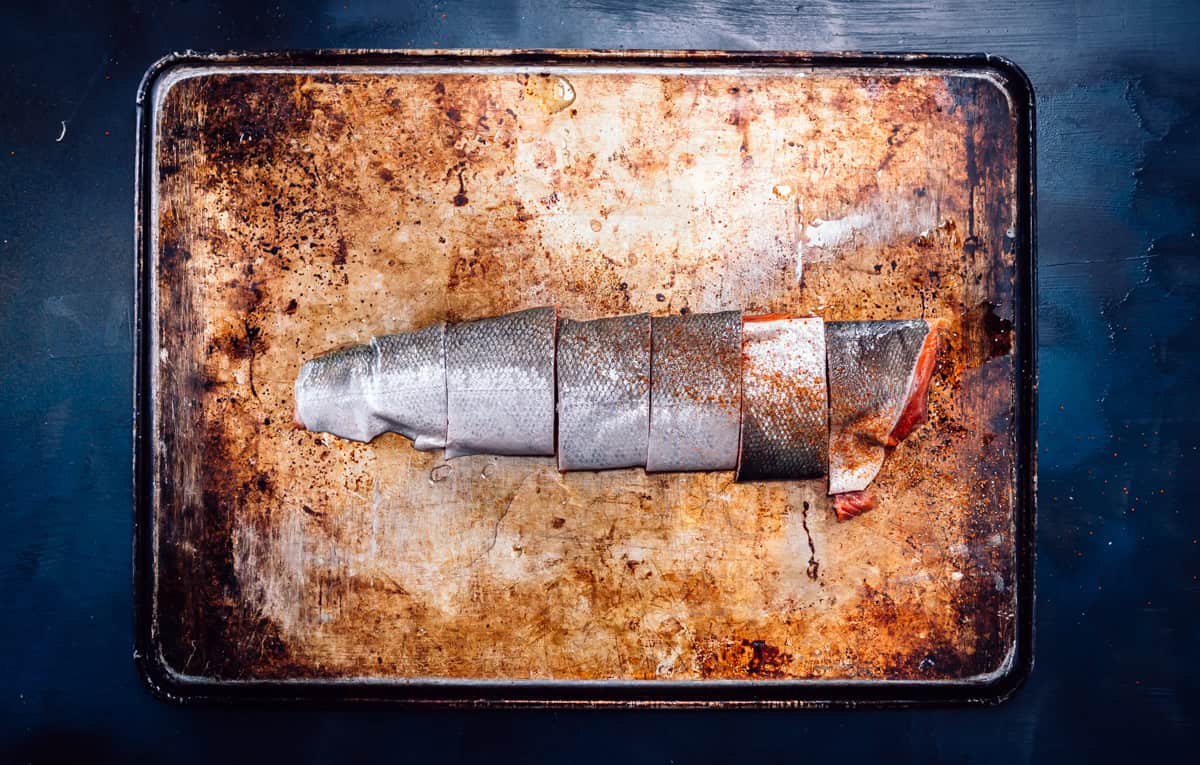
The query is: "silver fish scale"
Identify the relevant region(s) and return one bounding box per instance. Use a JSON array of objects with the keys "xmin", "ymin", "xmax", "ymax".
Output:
[
  {"xmin": 825, "ymin": 319, "xmax": 930, "ymax": 494},
  {"xmin": 294, "ymin": 324, "xmax": 448, "ymax": 446},
  {"xmin": 369, "ymin": 323, "xmax": 447, "ymax": 450},
  {"xmin": 445, "ymin": 306, "xmax": 557, "ymax": 458},
  {"xmin": 556, "ymin": 314, "xmax": 651, "ymax": 471},
  {"xmin": 736, "ymin": 317, "xmax": 828, "ymax": 481},
  {"xmin": 646, "ymin": 310, "xmax": 742, "ymax": 472},
  {"xmin": 294, "ymin": 343, "xmax": 379, "ymax": 442}
]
